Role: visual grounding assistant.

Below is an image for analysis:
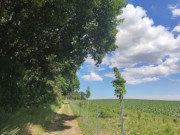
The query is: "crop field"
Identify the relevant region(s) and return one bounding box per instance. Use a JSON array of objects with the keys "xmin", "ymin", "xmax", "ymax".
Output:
[
  {"xmin": 89, "ymin": 99, "xmax": 180, "ymax": 117},
  {"xmin": 70, "ymin": 99, "xmax": 180, "ymax": 135}
]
